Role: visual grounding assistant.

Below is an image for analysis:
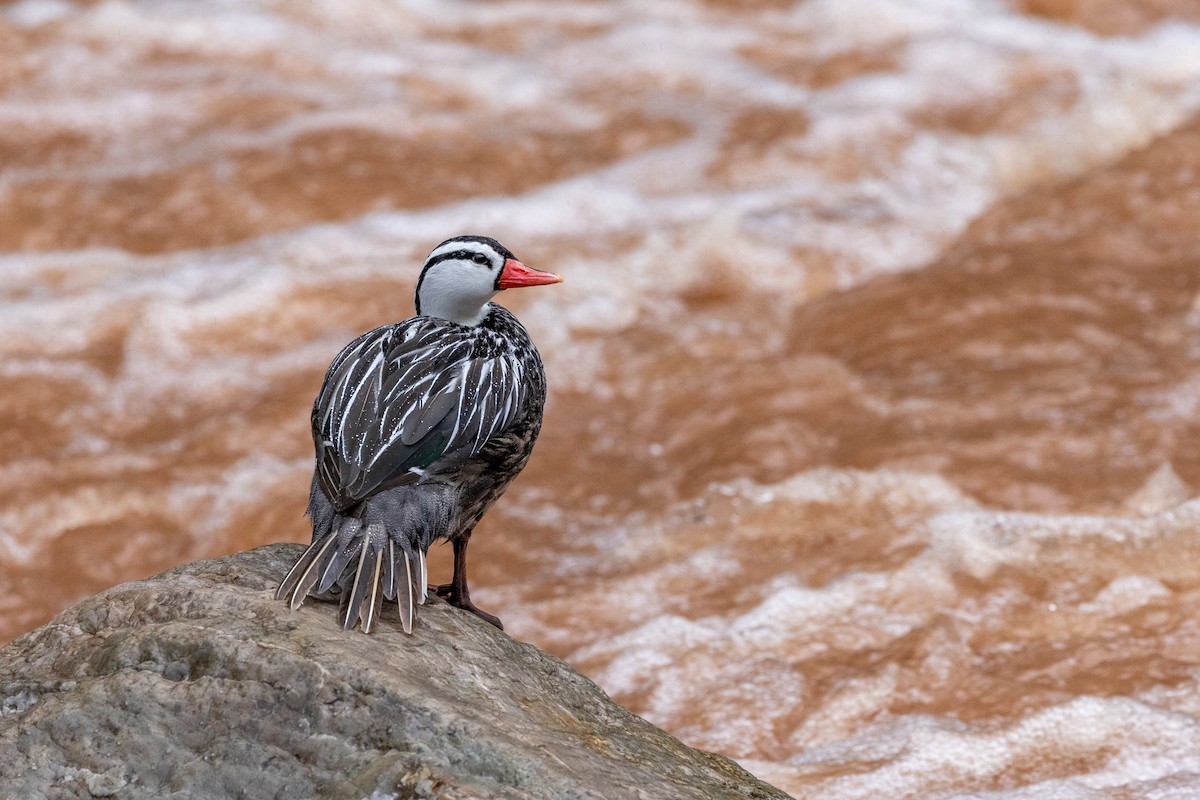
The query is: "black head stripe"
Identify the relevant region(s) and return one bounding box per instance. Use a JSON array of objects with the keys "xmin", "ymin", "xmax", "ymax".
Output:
[{"xmin": 424, "ymin": 249, "xmax": 490, "ymax": 269}]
